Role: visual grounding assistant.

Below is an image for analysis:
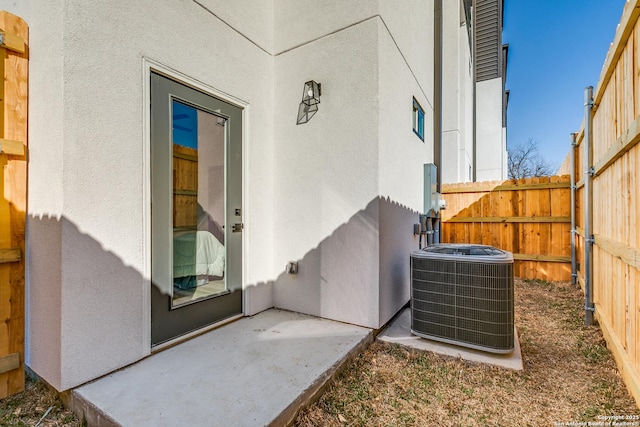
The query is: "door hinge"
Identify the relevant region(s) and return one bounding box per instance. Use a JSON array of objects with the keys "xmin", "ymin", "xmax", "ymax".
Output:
[{"xmin": 232, "ymin": 223, "xmax": 244, "ymax": 233}]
